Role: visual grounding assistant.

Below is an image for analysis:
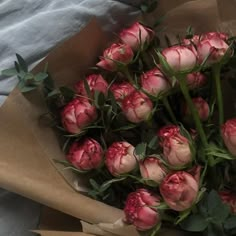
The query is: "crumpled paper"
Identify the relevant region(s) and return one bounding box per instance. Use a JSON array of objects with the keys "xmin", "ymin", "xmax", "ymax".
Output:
[{"xmin": 1, "ymin": 1, "xmax": 236, "ymax": 236}]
